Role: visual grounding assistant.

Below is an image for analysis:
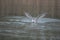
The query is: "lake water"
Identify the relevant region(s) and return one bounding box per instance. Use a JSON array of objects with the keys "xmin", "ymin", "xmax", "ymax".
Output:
[{"xmin": 0, "ymin": 16, "xmax": 60, "ymax": 40}]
